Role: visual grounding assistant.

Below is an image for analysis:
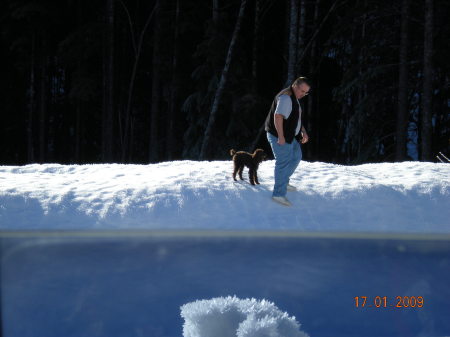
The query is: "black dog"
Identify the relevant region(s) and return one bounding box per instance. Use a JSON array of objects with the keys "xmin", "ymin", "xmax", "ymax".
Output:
[{"xmin": 230, "ymin": 149, "xmax": 267, "ymax": 185}]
